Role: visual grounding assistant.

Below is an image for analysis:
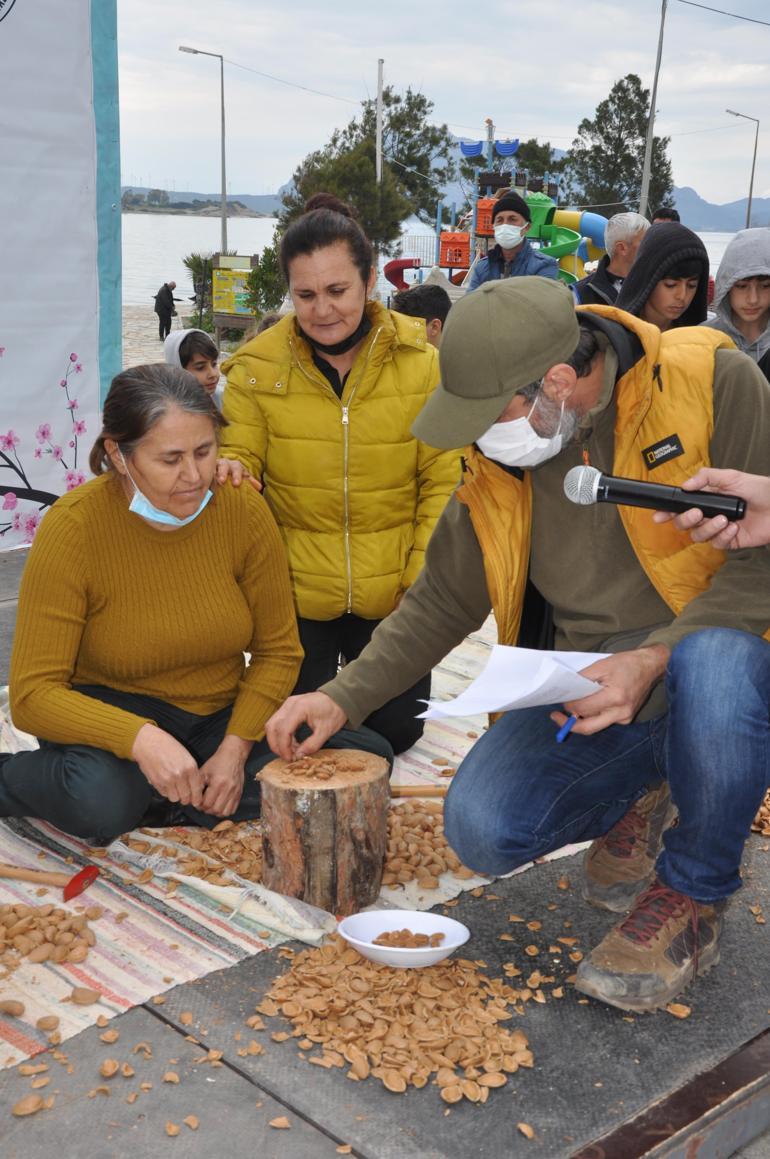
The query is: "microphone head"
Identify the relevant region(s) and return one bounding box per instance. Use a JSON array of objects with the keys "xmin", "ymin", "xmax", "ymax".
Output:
[{"xmin": 564, "ymin": 464, "xmax": 601, "ymax": 505}]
